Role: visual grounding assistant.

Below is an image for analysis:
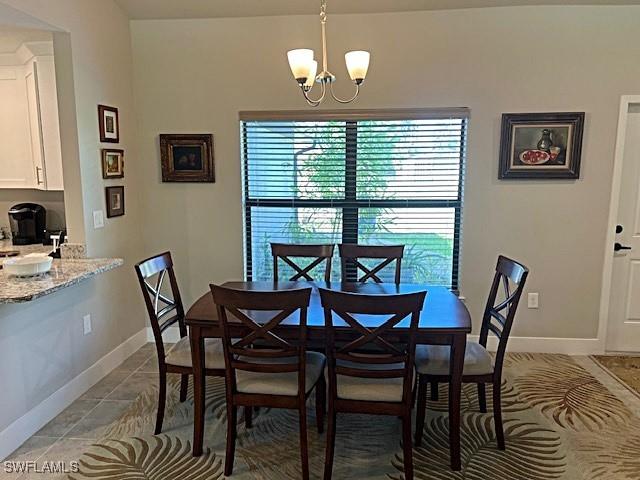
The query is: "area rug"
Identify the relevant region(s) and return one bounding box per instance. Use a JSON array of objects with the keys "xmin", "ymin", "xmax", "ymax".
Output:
[
  {"xmin": 68, "ymin": 354, "xmax": 640, "ymax": 479},
  {"xmin": 591, "ymin": 355, "xmax": 640, "ymax": 399}
]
